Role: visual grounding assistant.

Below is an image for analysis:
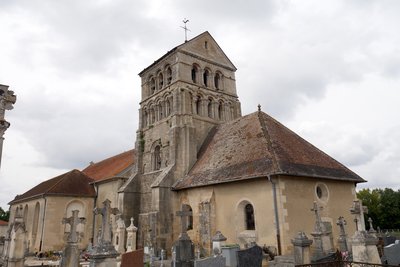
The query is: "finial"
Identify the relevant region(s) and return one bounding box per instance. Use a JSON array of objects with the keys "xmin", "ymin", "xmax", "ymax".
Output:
[
  {"xmin": 181, "ymin": 18, "xmax": 190, "ymax": 42},
  {"xmin": 258, "ymin": 104, "xmax": 261, "ymax": 111}
]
